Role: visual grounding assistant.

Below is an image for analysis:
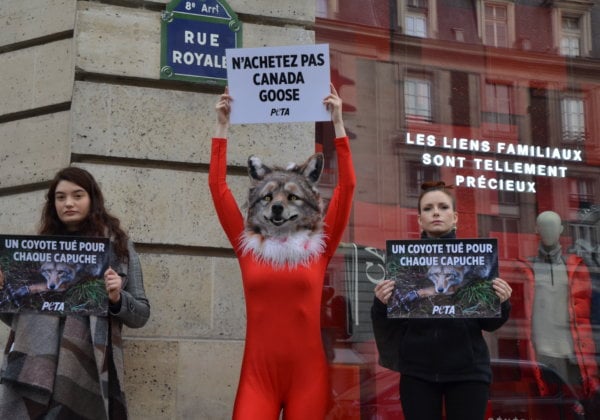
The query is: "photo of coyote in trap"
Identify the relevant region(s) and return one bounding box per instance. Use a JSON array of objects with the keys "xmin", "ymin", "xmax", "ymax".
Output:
[
  {"xmin": 0, "ymin": 235, "xmax": 110, "ymax": 316},
  {"xmin": 425, "ymin": 265, "xmax": 466, "ymax": 295},
  {"xmin": 40, "ymin": 261, "xmax": 81, "ymax": 291},
  {"xmin": 386, "ymin": 238, "xmax": 500, "ymax": 318}
]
